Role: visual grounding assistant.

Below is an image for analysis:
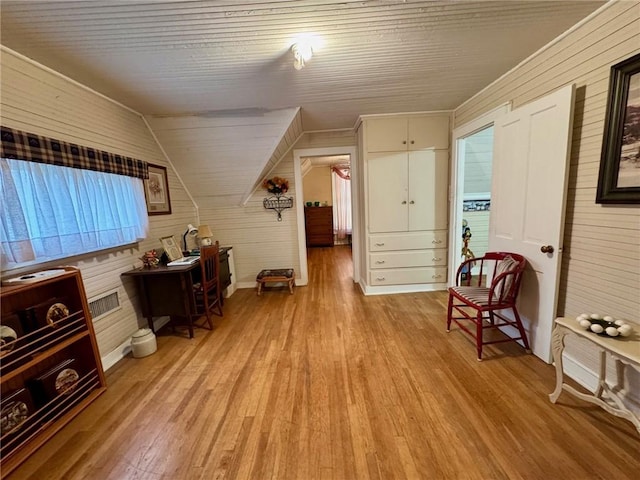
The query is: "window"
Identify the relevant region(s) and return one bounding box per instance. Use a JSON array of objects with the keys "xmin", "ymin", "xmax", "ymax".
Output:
[{"xmin": 1, "ymin": 158, "xmax": 149, "ymax": 270}]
